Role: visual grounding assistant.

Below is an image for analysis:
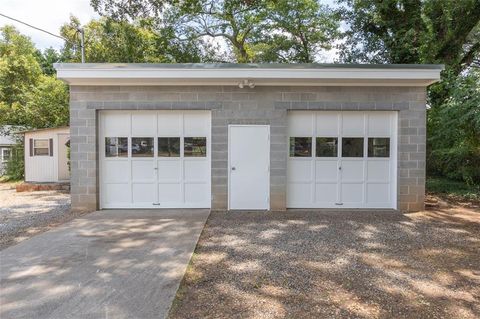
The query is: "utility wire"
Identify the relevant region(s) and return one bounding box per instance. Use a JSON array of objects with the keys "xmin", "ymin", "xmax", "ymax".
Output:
[{"xmin": 0, "ymin": 12, "xmax": 77, "ymax": 47}]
